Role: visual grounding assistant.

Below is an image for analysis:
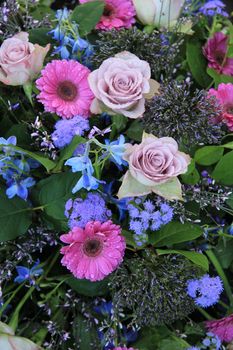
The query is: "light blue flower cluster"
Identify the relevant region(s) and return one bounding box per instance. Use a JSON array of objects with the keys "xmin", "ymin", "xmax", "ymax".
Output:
[
  {"xmin": 102, "ymin": 135, "xmax": 128, "ymax": 169},
  {"xmin": 65, "ymin": 192, "xmax": 112, "ymax": 229},
  {"xmin": 0, "ymin": 136, "xmax": 35, "ymax": 200},
  {"xmin": 65, "ymin": 143, "xmax": 104, "ymax": 193},
  {"xmin": 51, "ymin": 115, "xmax": 90, "ymax": 149},
  {"xmin": 199, "ymin": 0, "xmax": 228, "ymax": 17},
  {"xmin": 187, "ymin": 274, "xmax": 223, "ymax": 308},
  {"xmin": 65, "ymin": 135, "xmax": 127, "ymax": 193},
  {"xmin": 128, "ymin": 199, "xmax": 174, "ymax": 246},
  {"xmin": 49, "ymin": 8, "xmax": 94, "ymax": 67}
]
